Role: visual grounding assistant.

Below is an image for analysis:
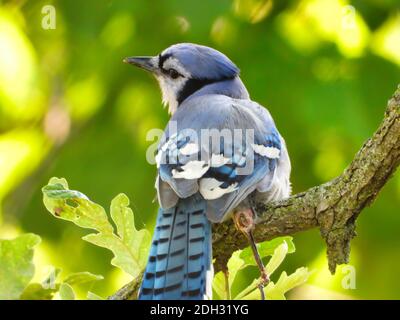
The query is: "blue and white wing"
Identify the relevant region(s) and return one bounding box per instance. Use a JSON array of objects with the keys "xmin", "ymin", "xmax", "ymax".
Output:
[
  {"xmin": 155, "ymin": 96, "xmax": 287, "ymax": 222},
  {"xmin": 204, "ymin": 126, "xmax": 282, "ymax": 222}
]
